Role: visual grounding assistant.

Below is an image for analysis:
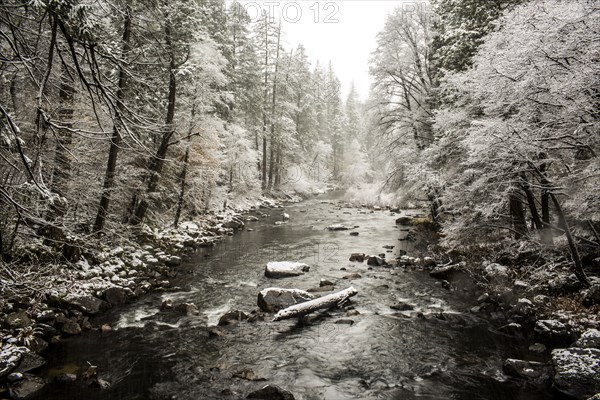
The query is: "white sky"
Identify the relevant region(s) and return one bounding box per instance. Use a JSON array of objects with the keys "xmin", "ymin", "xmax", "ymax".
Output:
[{"xmin": 235, "ymin": 1, "xmax": 405, "ymax": 101}]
